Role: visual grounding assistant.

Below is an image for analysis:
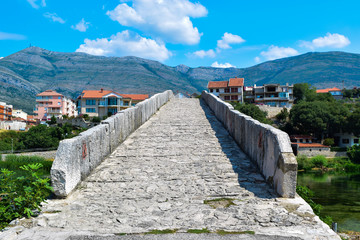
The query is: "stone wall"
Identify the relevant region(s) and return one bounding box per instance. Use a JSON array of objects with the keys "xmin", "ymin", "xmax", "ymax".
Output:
[
  {"xmin": 202, "ymin": 91, "xmax": 297, "ymax": 198},
  {"xmin": 51, "ymin": 90, "xmax": 174, "ymax": 197},
  {"xmin": 258, "ymin": 105, "xmax": 291, "ymax": 119},
  {"xmin": 0, "ymin": 120, "xmax": 26, "ymax": 130}
]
